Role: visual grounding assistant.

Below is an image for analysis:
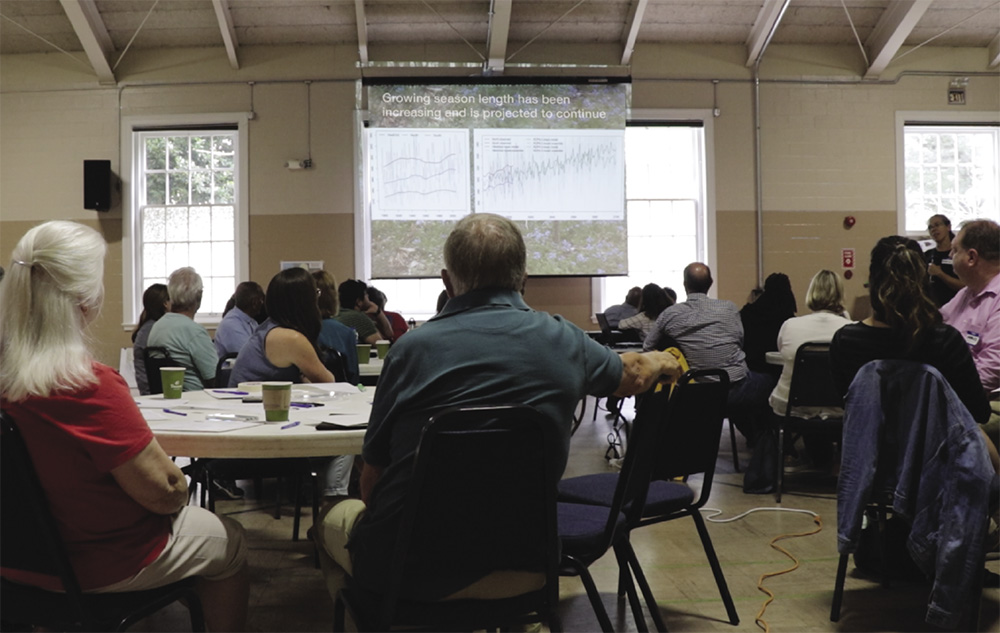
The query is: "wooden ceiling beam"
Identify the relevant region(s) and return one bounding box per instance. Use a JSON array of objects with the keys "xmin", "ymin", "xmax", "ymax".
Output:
[
  {"xmin": 211, "ymin": 0, "xmax": 240, "ymax": 70},
  {"xmin": 58, "ymin": 0, "xmax": 115, "ymax": 84},
  {"xmin": 745, "ymin": 0, "xmax": 789, "ymax": 67},
  {"xmin": 620, "ymin": 0, "xmax": 648, "ymax": 65},
  {"xmin": 864, "ymin": 0, "xmax": 933, "ymax": 79},
  {"xmin": 485, "ymin": 0, "xmax": 512, "ymax": 74},
  {"xmin": 355, "ymin": 0, "xmax": 369, "ymax": 65}
]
